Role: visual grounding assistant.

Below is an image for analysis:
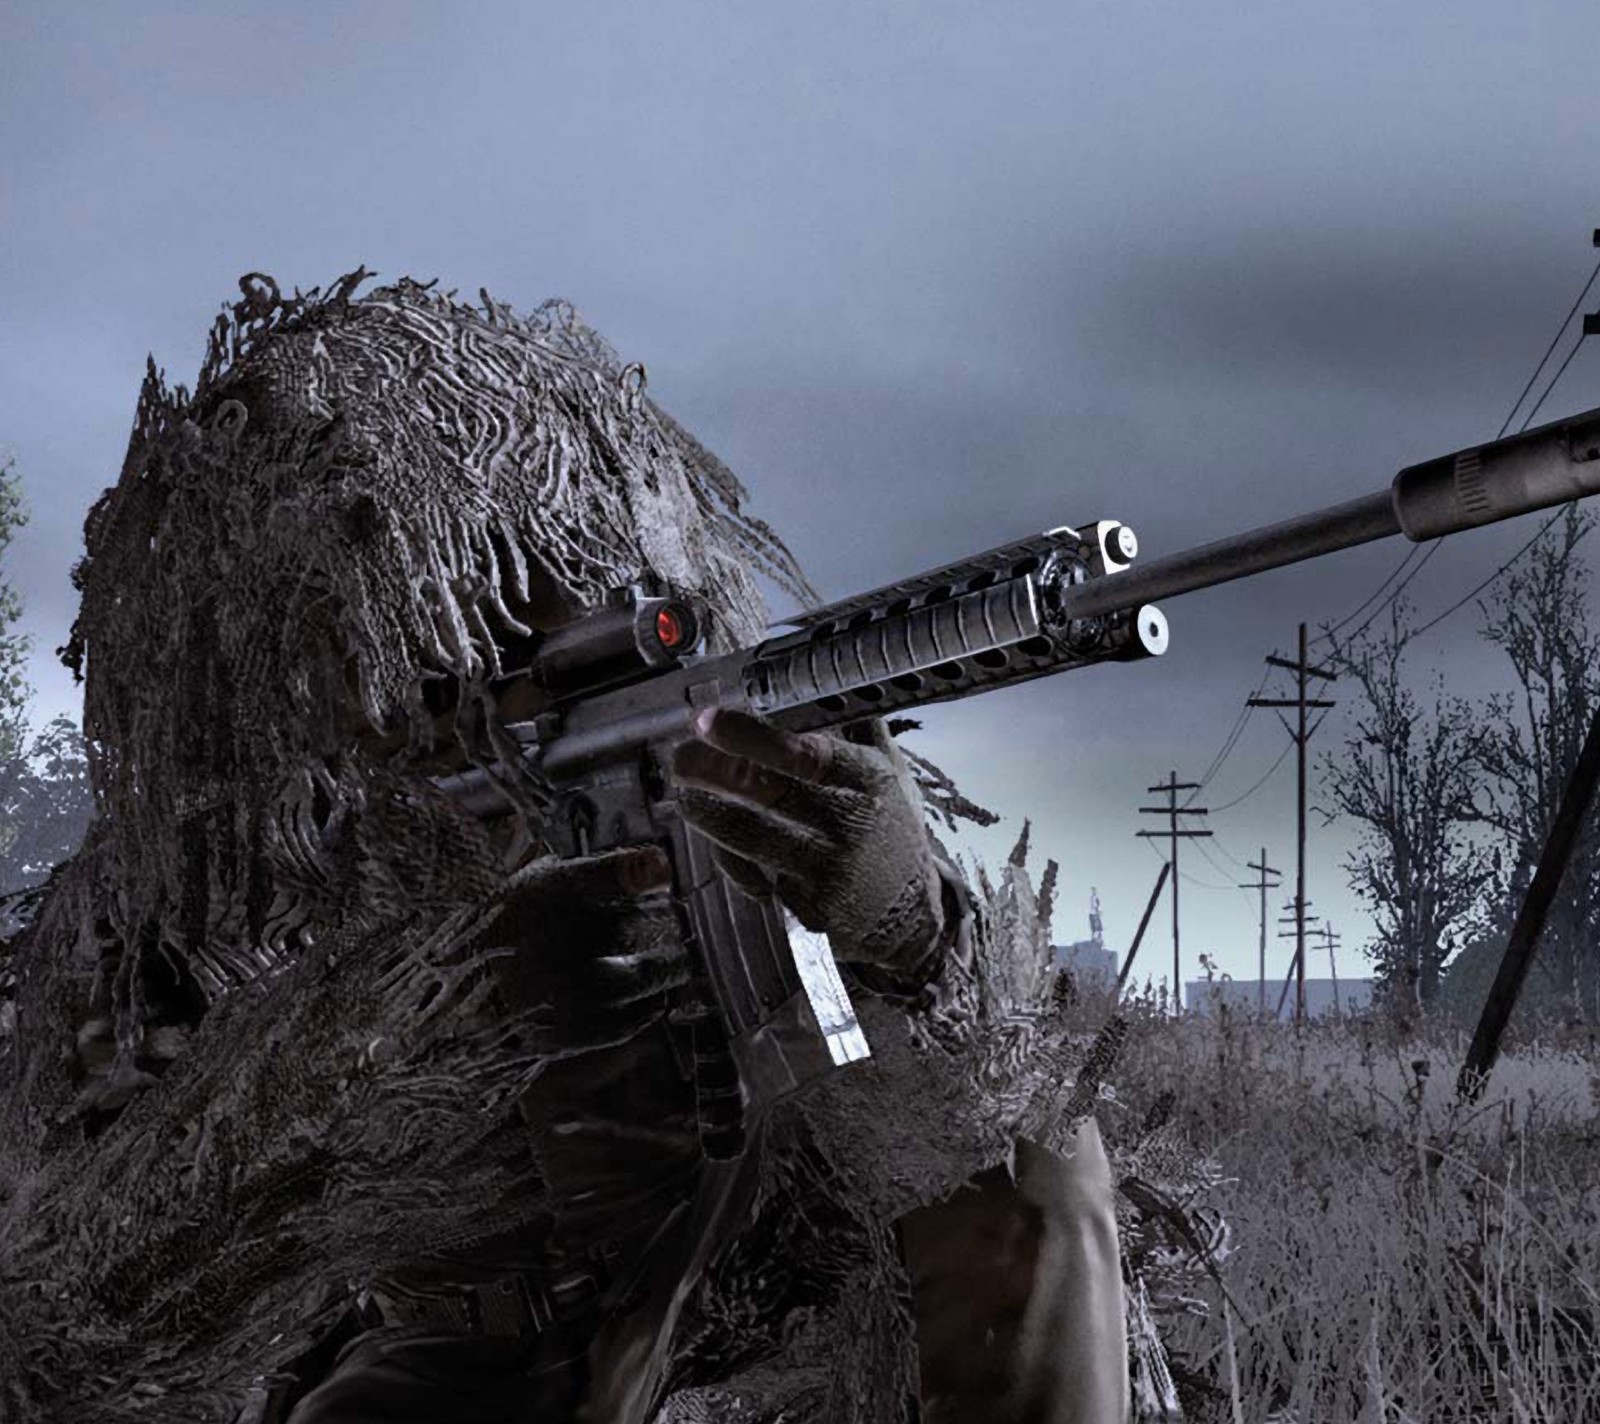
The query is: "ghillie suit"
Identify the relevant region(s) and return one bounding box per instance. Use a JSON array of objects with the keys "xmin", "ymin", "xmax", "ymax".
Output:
[
  {"xmin": 0, "ymin": 272, "xmax": 1127, "ymax": 1422},
  {"xmin": 1114, "ymin": 1095, "xmax": 1236, "ymax": 1423}
]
